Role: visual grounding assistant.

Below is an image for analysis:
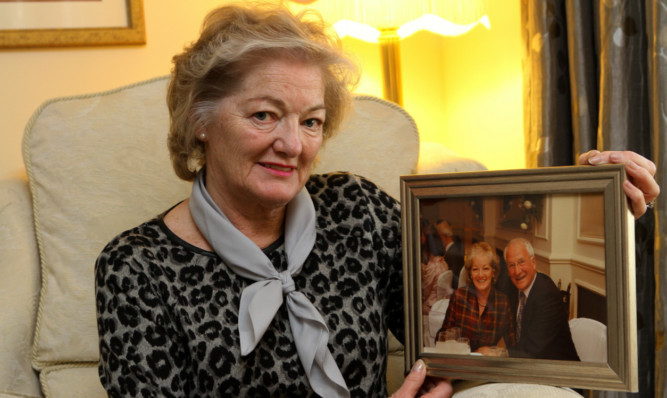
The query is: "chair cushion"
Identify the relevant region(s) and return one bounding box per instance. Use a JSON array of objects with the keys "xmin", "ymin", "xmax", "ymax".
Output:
[
  {"xmin": 0, "ymin": 174, "xmax": 42, "ymax": 398},
  {"xmin": 40, "ymin": 366, "xmax": 106, "ymax": 398},
  {"xmin": 24, "ymin": 76, "xmax": 193, "ymax": 369}
]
